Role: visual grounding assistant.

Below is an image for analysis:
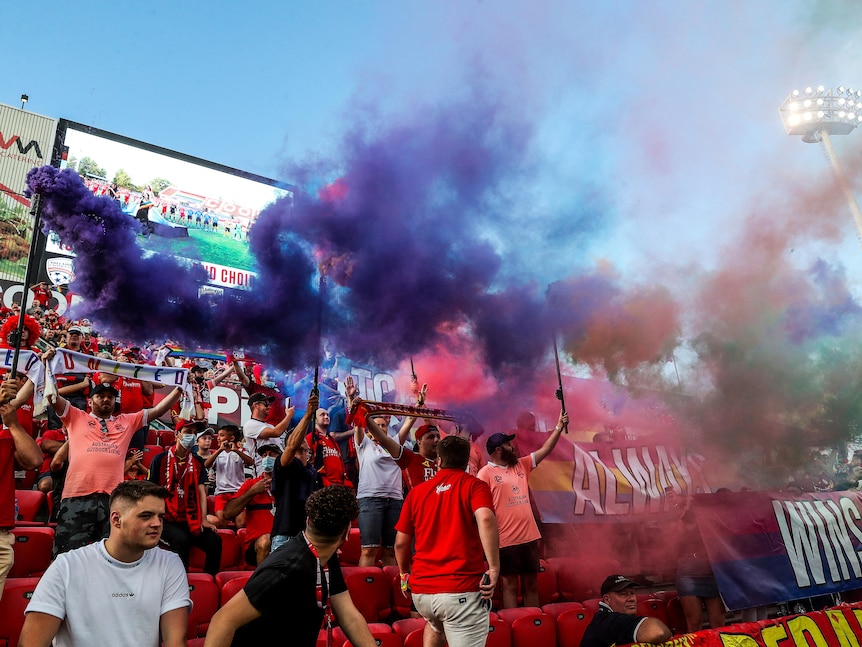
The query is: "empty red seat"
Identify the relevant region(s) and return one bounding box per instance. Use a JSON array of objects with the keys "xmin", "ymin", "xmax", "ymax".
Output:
[
  {"xmin": 340, "ymin": 527, "xmax": 362, "ymax": 566},
  {"xmin": 9, "ymin": 526, "xmax": 54, "ymax": 577},
  {"xmin": 216, "ymin": 570, "xmax": 252, "ymax": 591},
  {"xmin": 317, "ymin": 627, "xmax": 347, "ymax": 647},
  {"xmin": 189, "ymin": 529, "xmax": 240, "ymax": 573},
  {"xmin": 486, "ymin": 615, "xmax": 511, "ymax": 647},
  {"xmin": 219, "ymin": 575, "xmax": 252, "ymax": 607},
  {"xmin": 141, "ymin": 445, "xmax": 163, "ymax": 469},
  {"xmin": 146, "ymin": 428, "xmax": 159, "ymax": 445},
  {"xmin": 403, "ymin": 629, "xmax": 426, "ymax": 647},
  {"xmin": 537, "ymin": 559, "xmax": 559, "ymax": 606},
  {"xmin": 158, "ymin": 430, "xmax": 176, "ymax": 446},
  {"xmin": 497, "ymin": 606, "xmax": 544, "ymax": 626},
  {"xmin": 542, "ymin": 601, "xmax": 586, "ymax": 619},
  {"xmin": 14, "ymin": 489, "xmax": 46, "ymax": 524},
  {"xmin": 556, "ymin": 609, "xmax": 592, "ymax": 647},
  {"xmin": 510, "ymin": 613, "xmax": 556, "ymax": 647},
  {"xmin": 187, "ymin": 573, "xmax": 218, "ymax": 639},
  {"xmin": 343, "ymin": 623, "xmax": 400, "ymax": 647},
  {"xmin": 637, "ymin": 599, "xmax": 669, "ymax": 628},
  {"xmin": 392, "ymin": 618, "xmax": 426, "ymax": 637},
  {"xmin": 0, "ymin": 577, "xmax": 41, "ymax": 647},
  {"xmin": 342, "ymin": 566, "xmax": 391, "ymax": 622},
  {"xmin": 665, "ymin": 596, "xmax": 686, "ymax": 635},
  {"xmin": 14, "ymin": 470, "xmax": 37, "ymax": 492}
]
